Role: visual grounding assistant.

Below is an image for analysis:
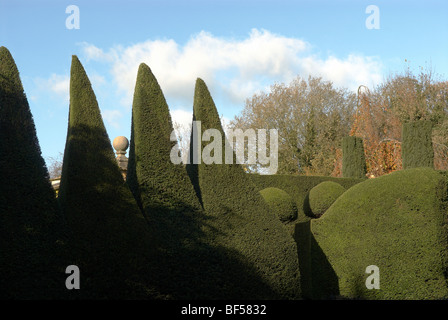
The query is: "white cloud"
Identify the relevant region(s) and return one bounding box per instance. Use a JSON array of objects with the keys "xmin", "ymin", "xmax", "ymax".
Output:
[
  {"xmin": 43, "ymin": 74, "xmax": 70, "ymax": 101},
  {"xmin": 170, "ymin": 108, "xmax": 193, "ymax": 129},
  {"xmin": 35, "ymin": 71, "xmax": 106, "ymax": 105},
  {"xmin": 81, "ymin": 29, "xmax": 383, "ymax": 110},
  {"xmin": 298, "ymin": 54, "xmax": 383, "ymax": 90},
  {"xmin": 81, "ymin": 29, "xmax": 312, "ymax": 106},
  {"xmin": 101, "ymin": 109, "xmax": 123, "ymax": 129}
]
